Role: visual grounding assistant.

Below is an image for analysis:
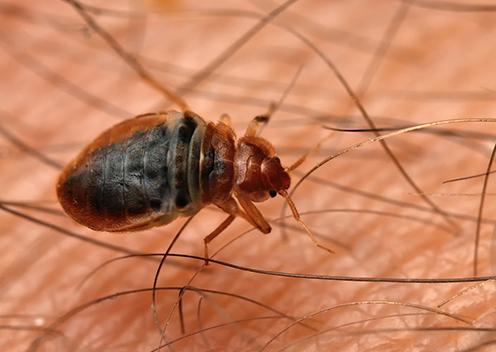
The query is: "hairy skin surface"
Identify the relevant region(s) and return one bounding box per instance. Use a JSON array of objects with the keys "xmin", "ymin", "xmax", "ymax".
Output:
[{"xmin": 1, "ymin": 0, "xmax": 496, "ymax": 351}]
